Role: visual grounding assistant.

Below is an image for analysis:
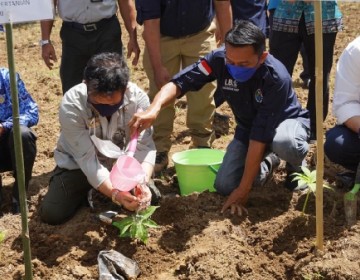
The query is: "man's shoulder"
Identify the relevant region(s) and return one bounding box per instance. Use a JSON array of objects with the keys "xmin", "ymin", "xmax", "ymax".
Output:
[
  {"xmin": 261, "ymin": 54, "xmax": 292, "ymax": 84},
  {"xmin": 62, "ymin": 84, "xmax": 87, "ymax": 106}
]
